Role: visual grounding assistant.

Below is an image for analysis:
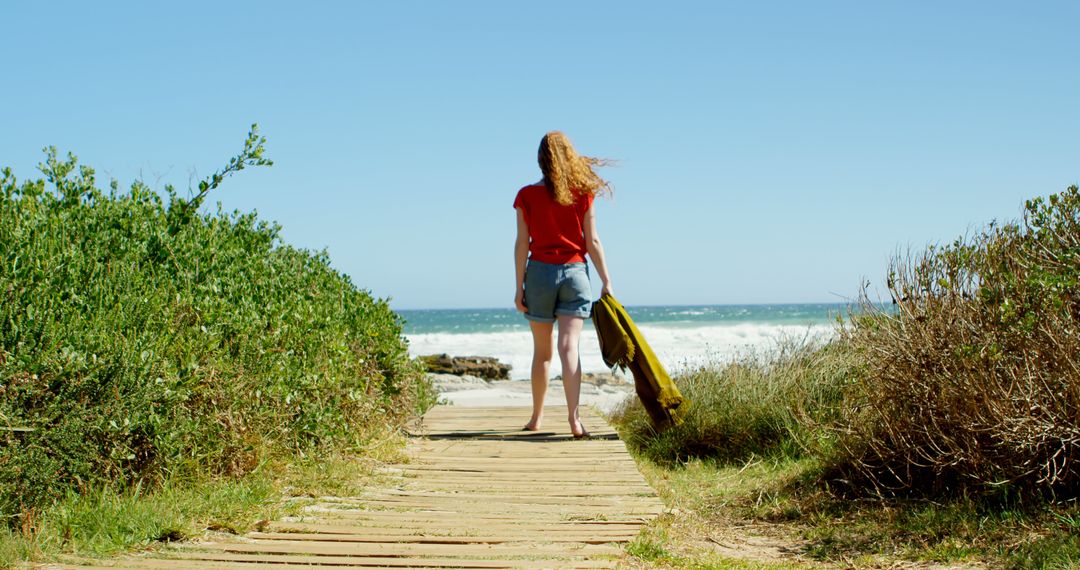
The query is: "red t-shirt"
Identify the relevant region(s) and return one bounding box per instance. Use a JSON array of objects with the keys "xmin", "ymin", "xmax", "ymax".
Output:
[{"xmin": 513, "ymin": 184, "xmax": 594, "ymax": 264}]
